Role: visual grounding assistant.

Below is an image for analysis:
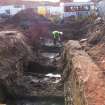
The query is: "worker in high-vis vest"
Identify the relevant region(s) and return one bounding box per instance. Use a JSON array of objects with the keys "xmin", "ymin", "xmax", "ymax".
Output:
[{"xmin": 52, "ymin": 31, "xmax": 63, "ymax": 45}]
